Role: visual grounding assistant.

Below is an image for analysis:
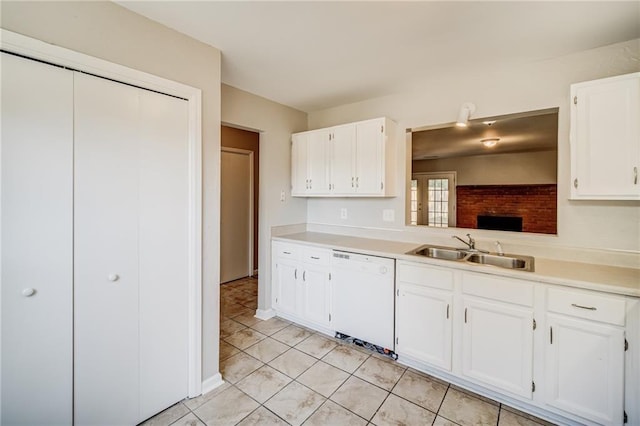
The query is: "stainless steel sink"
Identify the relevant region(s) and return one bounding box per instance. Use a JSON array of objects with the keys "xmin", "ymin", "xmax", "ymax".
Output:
[
  {"xmin": 408, "ymin": 245, "xmax": 467, "ymax": 261},
  {"xmin": 406, "ymin": 244, "xmax": 535, "ymax": 272},
  {"xmin": 466, "ymin": 253, "xmax": 534, "ymax": 272}
]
